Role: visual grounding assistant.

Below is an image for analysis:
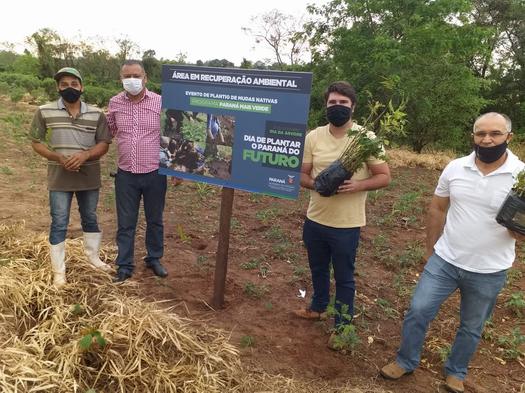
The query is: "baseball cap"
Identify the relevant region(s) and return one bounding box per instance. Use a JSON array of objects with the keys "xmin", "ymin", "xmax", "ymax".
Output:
[{"xmin": 54, "ymin": 67, "xmax": 83, "ymax": 84}]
